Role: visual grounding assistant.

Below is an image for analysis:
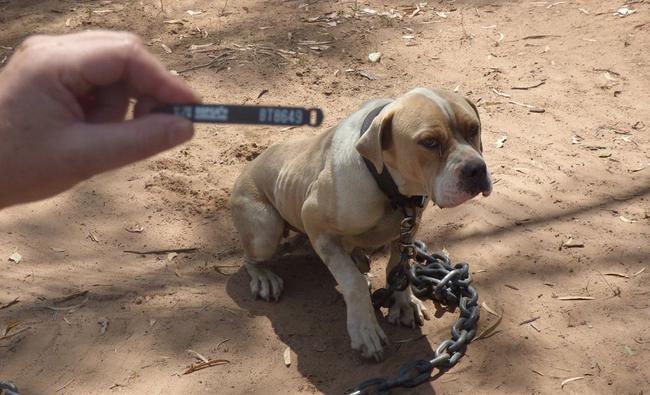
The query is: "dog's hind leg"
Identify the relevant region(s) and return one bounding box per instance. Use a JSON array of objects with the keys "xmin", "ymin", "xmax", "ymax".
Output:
[{"xmin": 230, "ymin": 190, "xmax": 285, "ymax": 302}]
